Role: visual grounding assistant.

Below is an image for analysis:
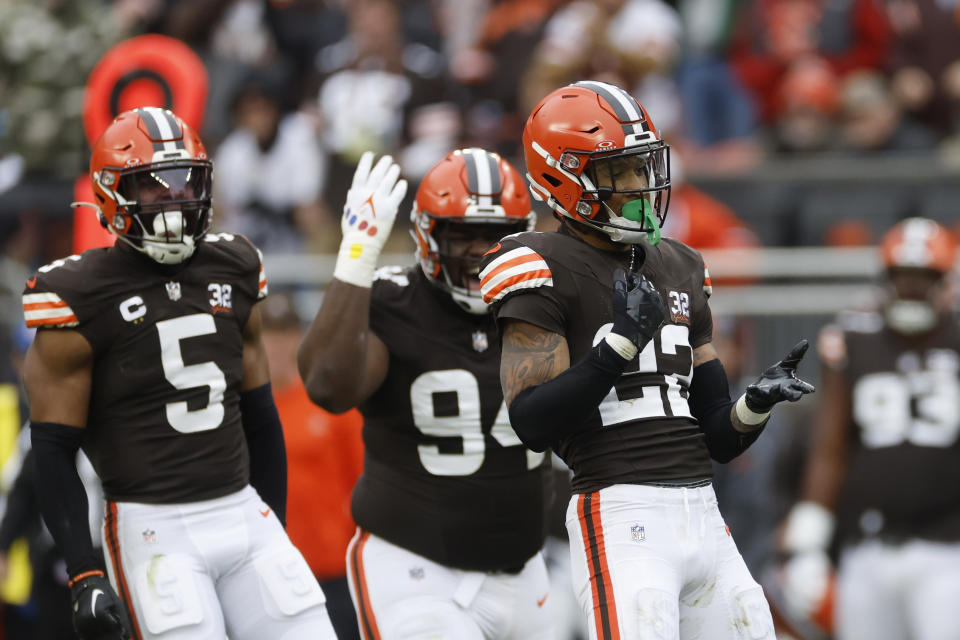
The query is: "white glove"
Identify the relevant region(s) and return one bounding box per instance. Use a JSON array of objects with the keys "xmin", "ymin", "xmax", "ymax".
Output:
[
  {"xmin": 781, "ymin": 501, "xmax": 835, "ymax": 619},
  {"xmin": 333, "ymin": 152, "xmax": 408, "ymax": 287}
]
